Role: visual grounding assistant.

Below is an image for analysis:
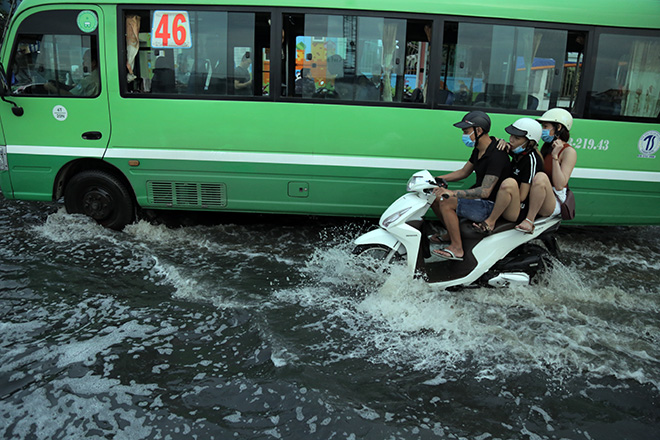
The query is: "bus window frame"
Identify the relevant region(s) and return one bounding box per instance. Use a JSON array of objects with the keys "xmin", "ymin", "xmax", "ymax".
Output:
[
  {"xmin": 432, "ymin": 14, "xmax": 592, "ymax": 117},
  {"xmin": 114, "ymin": 4, "xmax": 660, "ymax": 124},
  {"xmin": 582, "ymin": 25, "xmax": 660, "ymax": 123},
  {"xmin": 276, "ymin": 7, "xmax": 435, "ymax": 109},
  {"xmin": 276, "ymin": 9, "xmax": 595, "ymax": 116},
  {"xmin": 7, "ymin": 7, "xmax": 103, "ymax": 99},
  {"xmin": 116, "ymin": 4, "xmax": 275, "ymax": 101}
]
